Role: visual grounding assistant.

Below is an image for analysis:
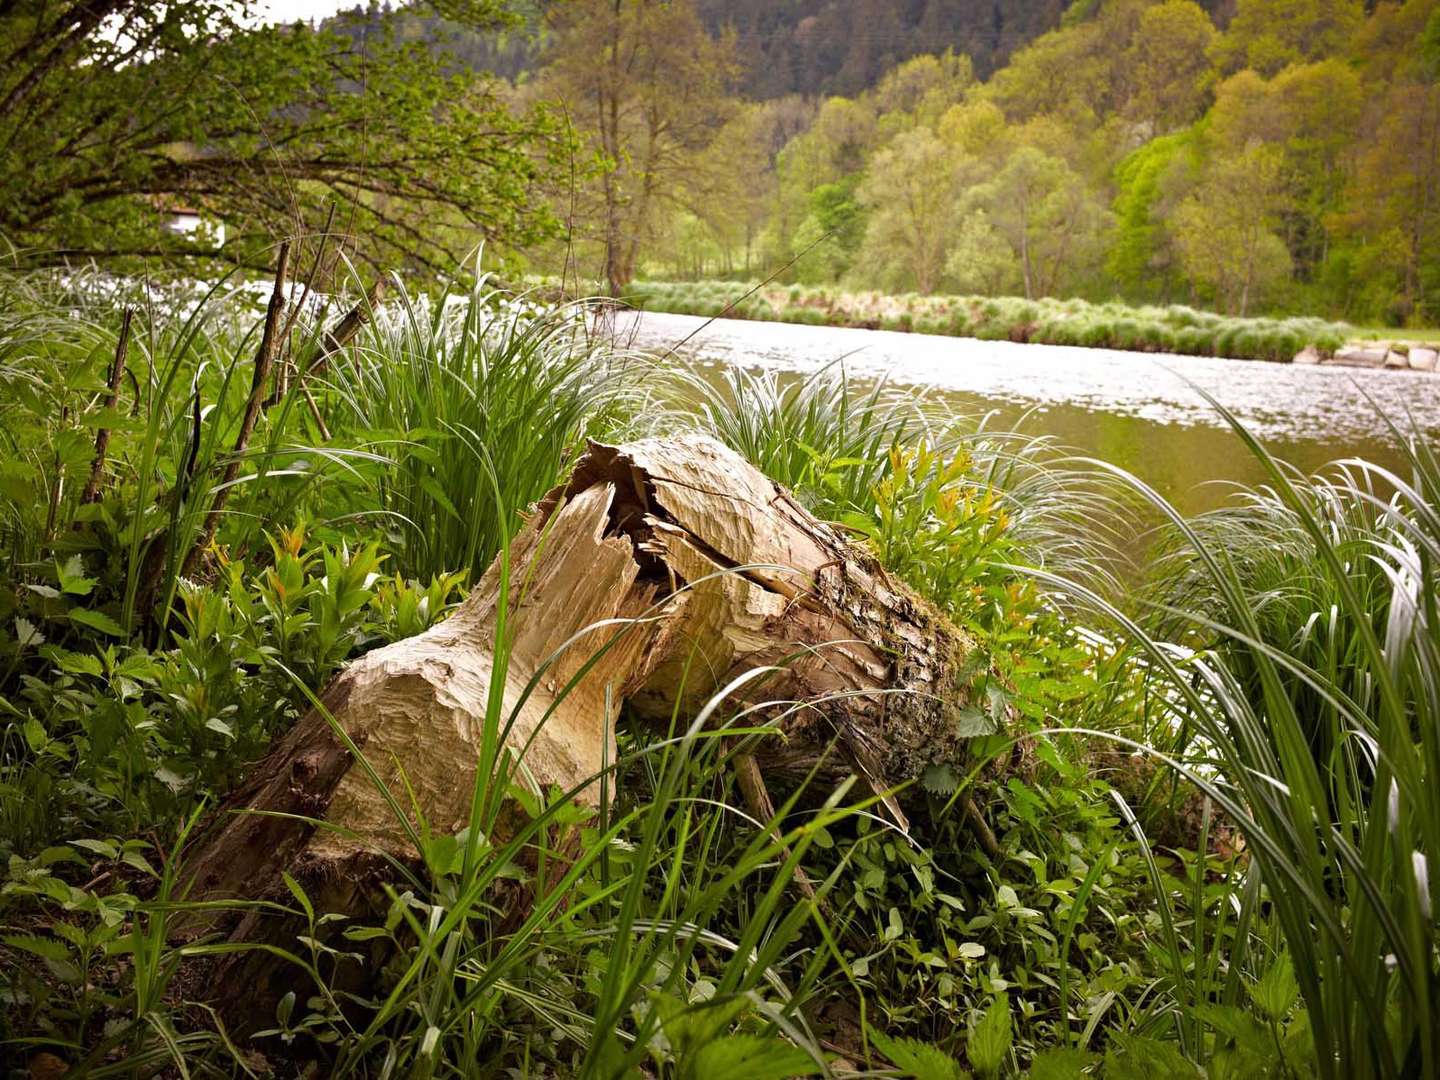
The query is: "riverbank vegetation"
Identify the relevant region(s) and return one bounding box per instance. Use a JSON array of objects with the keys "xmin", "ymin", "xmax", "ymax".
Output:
[
  {"xmin": 626, "ymin": 282, "xmax": 1356, "ymax": 362},
  {"xmin": 3, "ymin": 0, "xmax": 1439, "ymax": 1076},
  {"xmin": 1, "ymin": 266, "xmax": 1436, "ymax": 1077},
  {"xmin": 8, "ymin": 1, "xmax": 1438, "ymax": 332},
  {"xmin": 625, "ymin": 0, "xmax": 1440, "ymax": 328}
]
